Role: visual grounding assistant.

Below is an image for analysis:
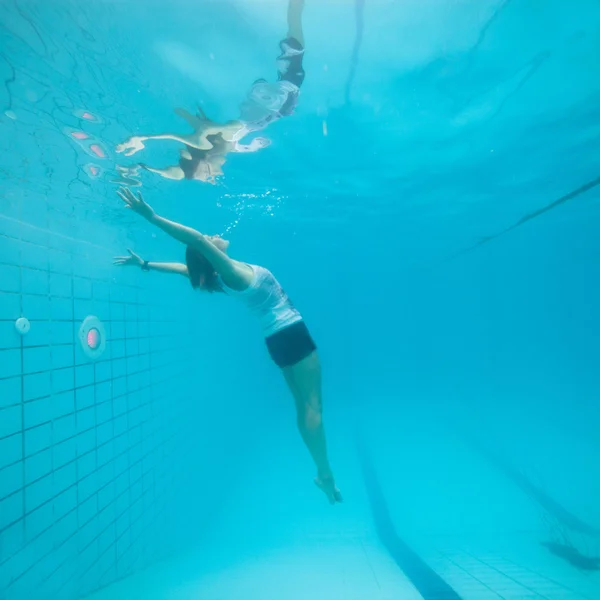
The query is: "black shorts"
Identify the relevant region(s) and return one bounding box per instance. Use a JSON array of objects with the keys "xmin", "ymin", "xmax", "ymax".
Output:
[
  {"xmin": 266, "ymin": 321, "xmax": 316, "ymax": 368},
  {"xmin": 277, "ymin": 37, "xmax": 306, "ymax": 88}
]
